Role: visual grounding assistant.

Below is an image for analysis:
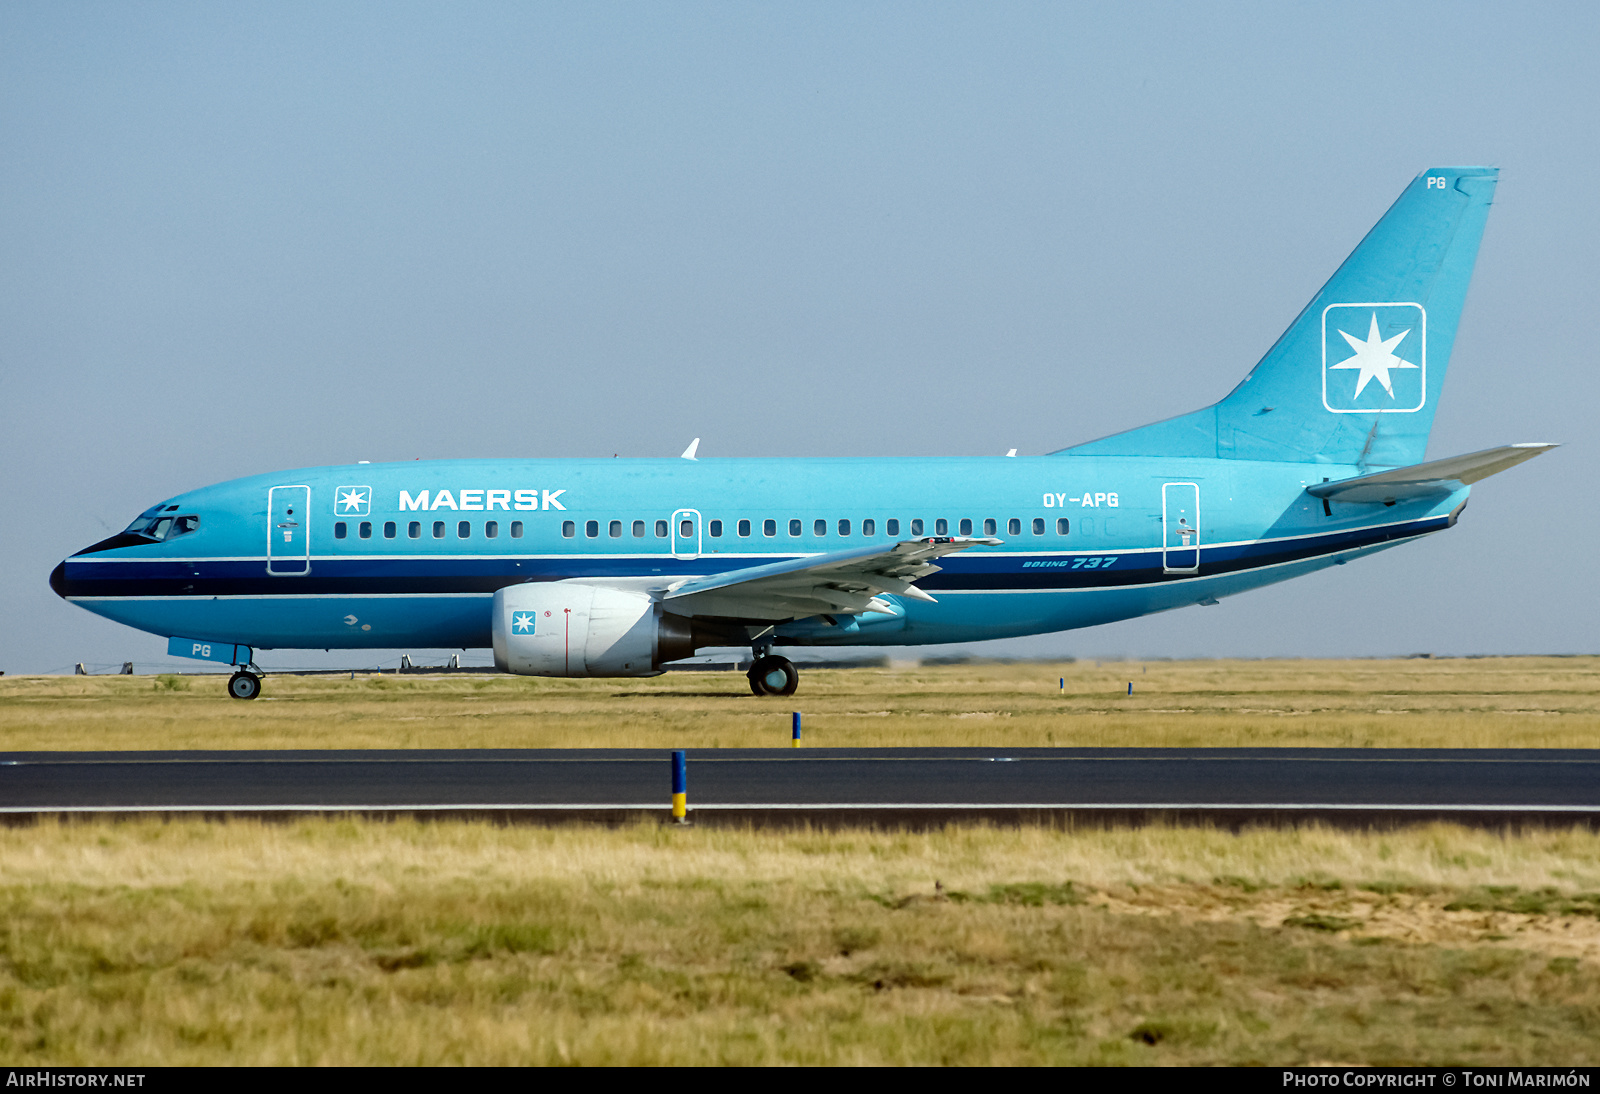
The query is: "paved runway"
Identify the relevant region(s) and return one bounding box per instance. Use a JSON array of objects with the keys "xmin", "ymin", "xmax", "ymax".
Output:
[{"xmin": 2, "ymin": 748, "xmax": 1598, "ymax": 826}]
